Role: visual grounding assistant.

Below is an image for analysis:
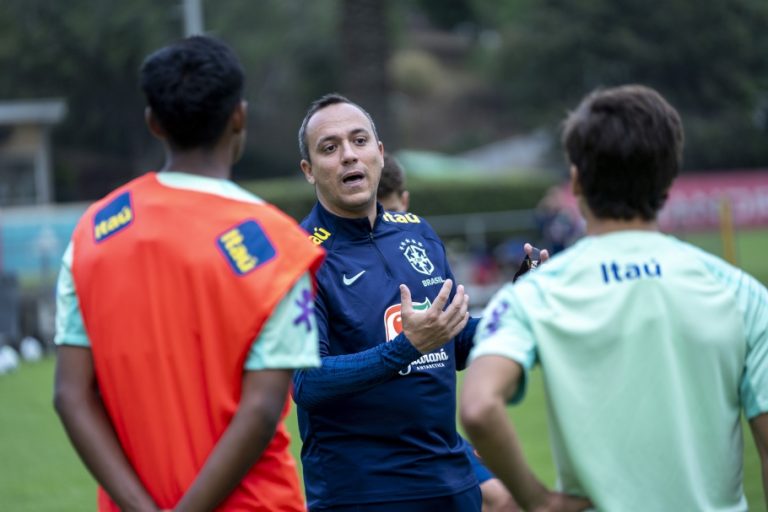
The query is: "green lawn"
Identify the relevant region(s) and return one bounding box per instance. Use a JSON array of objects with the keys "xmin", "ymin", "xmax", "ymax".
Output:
[
  {"xmin": 1, "ymin": 228, "xmax": 766, "ymax": 510},
  {"xmin": 680, "ymin": 228, "xmax": 768, "ymax": 284},
  {"xmin": 0, "ymin": 358, "xmax": 764, "ymax": 510}
]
